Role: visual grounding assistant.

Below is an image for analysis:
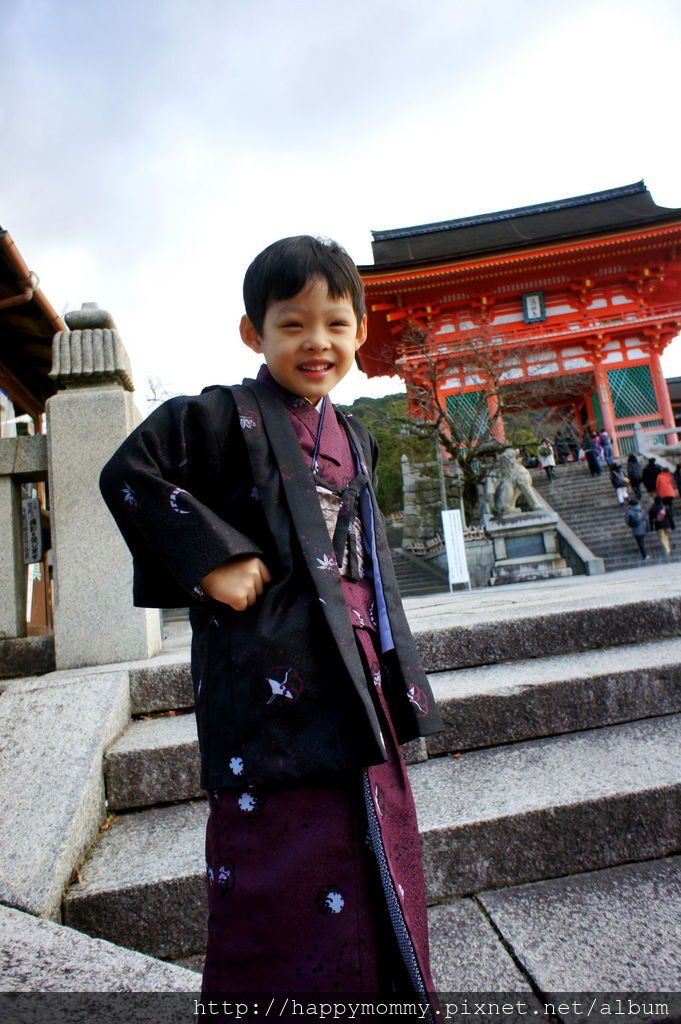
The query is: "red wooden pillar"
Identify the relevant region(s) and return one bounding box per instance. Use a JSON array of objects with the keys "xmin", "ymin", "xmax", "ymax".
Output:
[
  {"xmin": 572, "ymin": 403, "xmax": 584, "ymax": 438},
  {"xmin": 584, "ymin": 391, "xmax": 596, "ymax": 434},
  {"xmin": 592, "ymin": 362, "xmax": 619, "ymax": 457},
  {"xmin": 487, "ymin": 392, "xmax": 506, "ymax": 443},
  {"xmin": 649, "ymin": 350, "xmax": 679, "ymax": 444}
]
